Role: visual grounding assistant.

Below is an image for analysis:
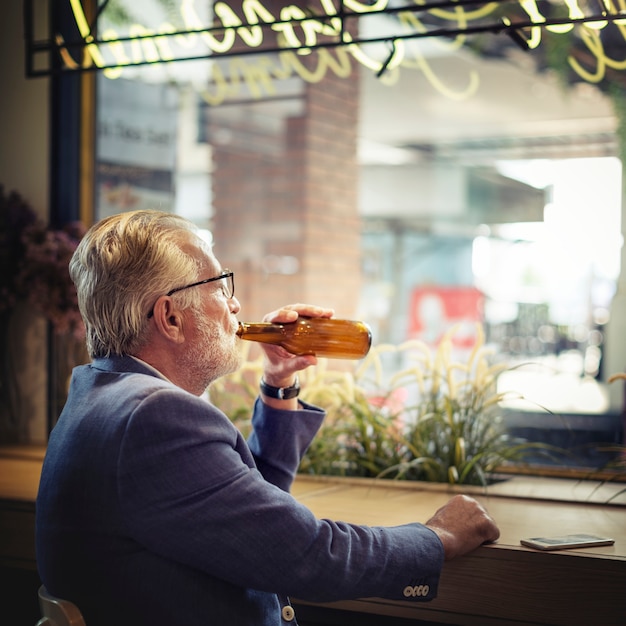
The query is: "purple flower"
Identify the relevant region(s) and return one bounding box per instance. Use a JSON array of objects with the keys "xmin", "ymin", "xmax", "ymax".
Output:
[
  {"xmin": 1, "ymin": 185, "xmax": 86, "ymax": 338},
  {"xmin": 0, "ymin": 185, "xmax": 39, "ymax": 312}
]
